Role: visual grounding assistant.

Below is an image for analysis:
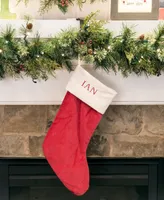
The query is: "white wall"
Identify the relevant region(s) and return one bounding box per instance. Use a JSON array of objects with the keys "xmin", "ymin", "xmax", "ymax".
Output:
[{"xmin": 6, "ymin": 0, "xmax": 111, "ymax": 20}]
